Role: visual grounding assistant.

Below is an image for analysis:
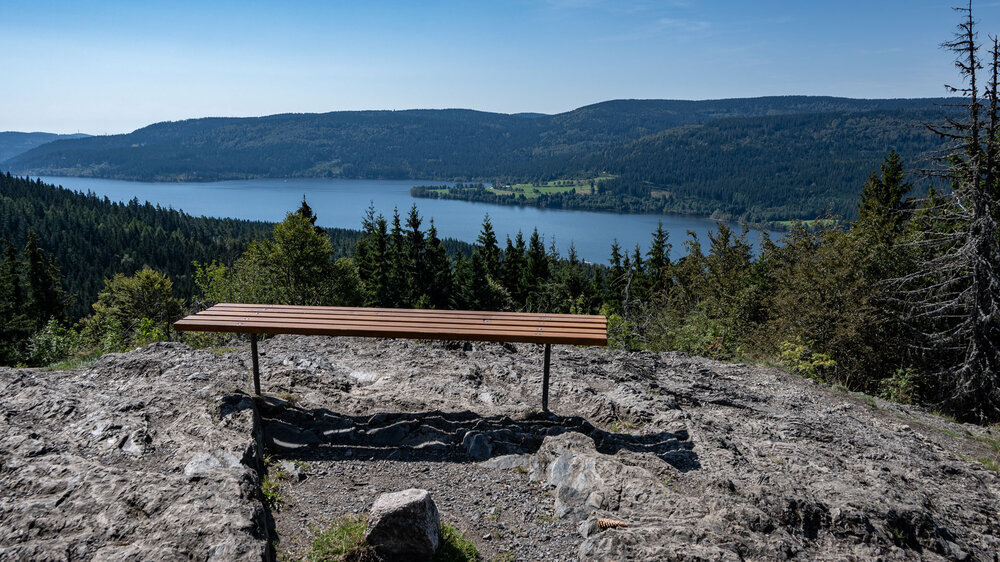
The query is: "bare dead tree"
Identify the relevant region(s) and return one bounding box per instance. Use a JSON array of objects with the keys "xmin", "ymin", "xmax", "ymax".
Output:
[{"xmin": 900, "ymin": 1, "xmax": 1000, "ymax": 422}]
